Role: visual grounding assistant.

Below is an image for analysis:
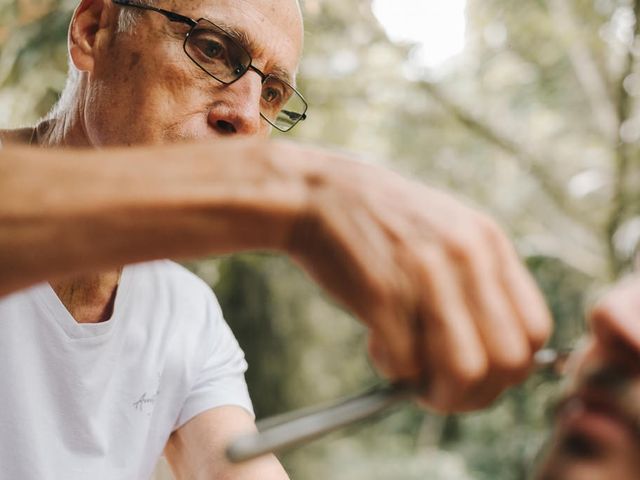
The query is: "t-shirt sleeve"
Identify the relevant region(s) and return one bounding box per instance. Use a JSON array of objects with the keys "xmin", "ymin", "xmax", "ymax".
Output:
[{"xmin": 174, "ymin": 294, "xmax": 254, "ymax": 430}]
